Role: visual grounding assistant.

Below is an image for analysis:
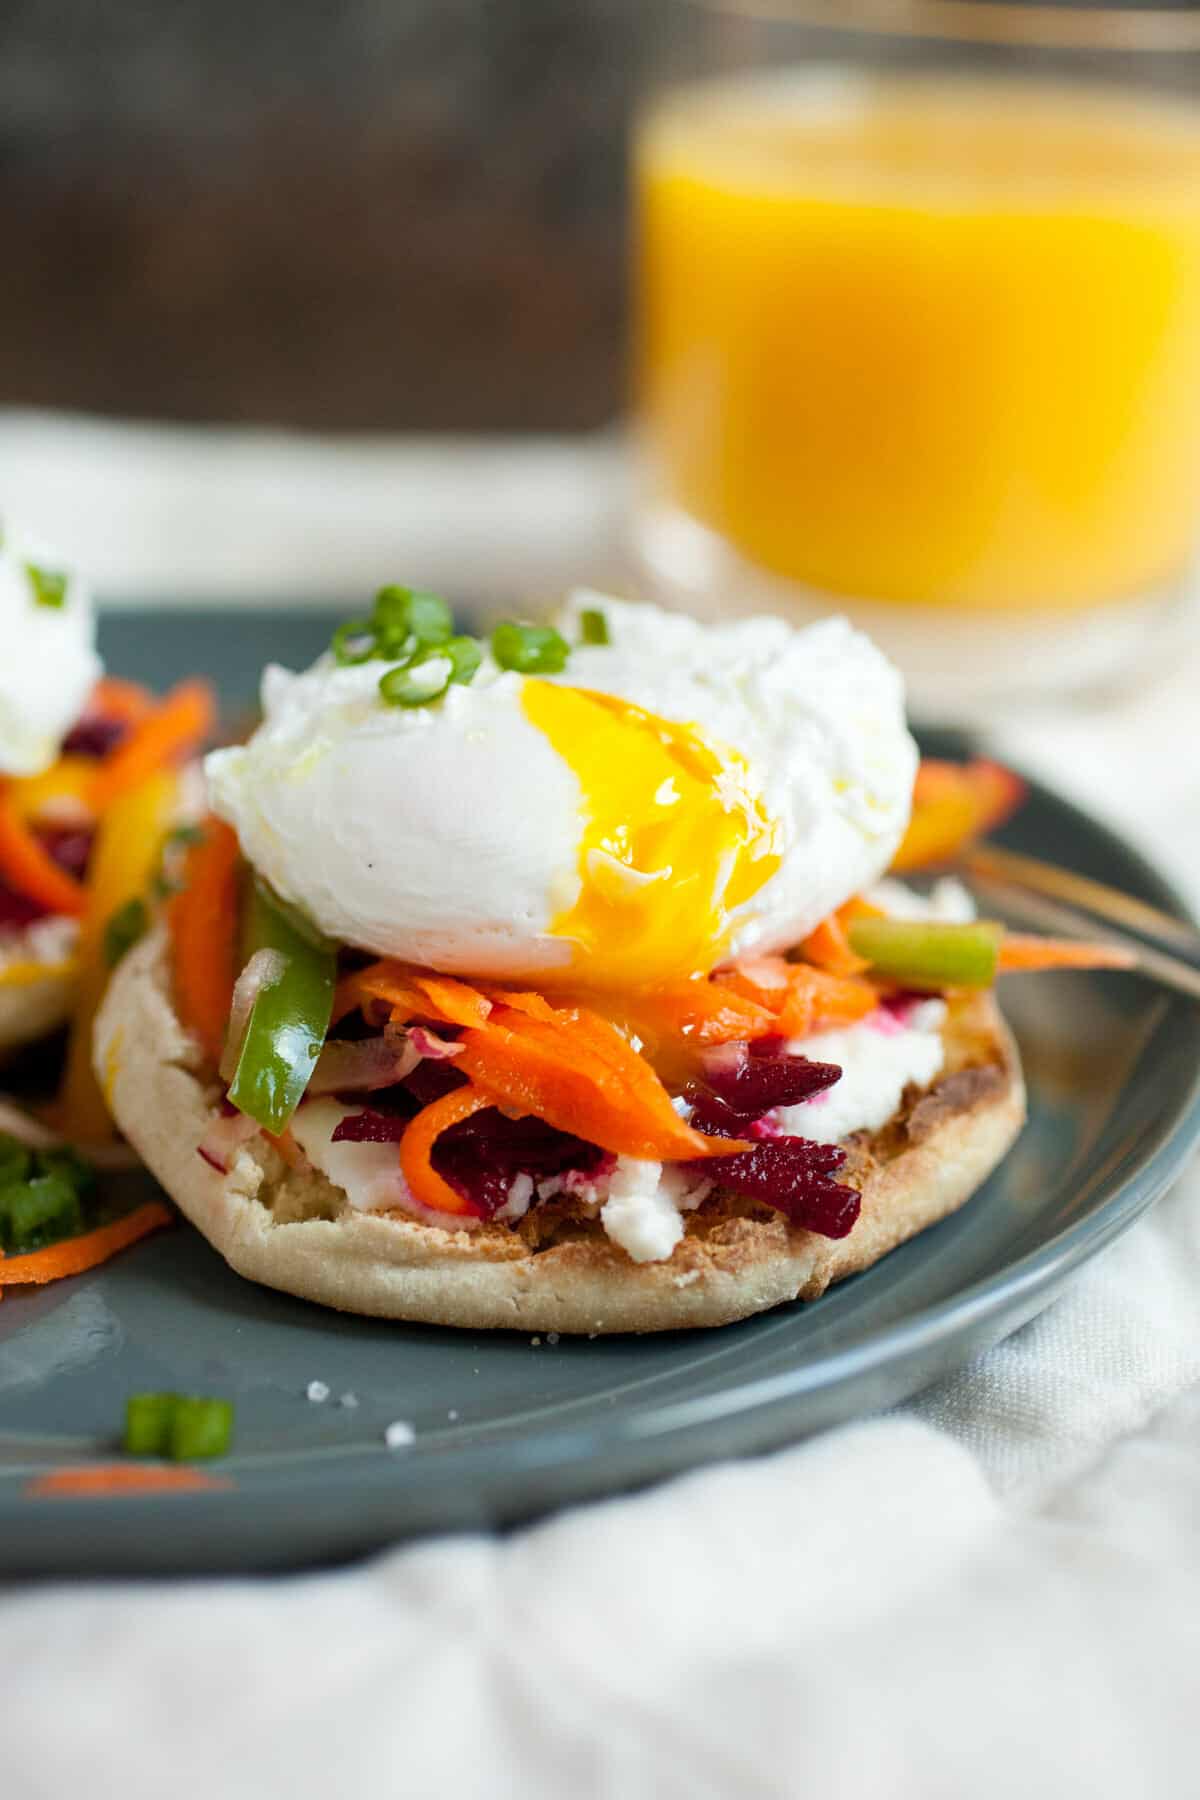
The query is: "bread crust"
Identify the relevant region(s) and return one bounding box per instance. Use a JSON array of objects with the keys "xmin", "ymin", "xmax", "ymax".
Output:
[{"xmin": 95, "ymin": 928, "xmax": 1026, "ymax": 1334}]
